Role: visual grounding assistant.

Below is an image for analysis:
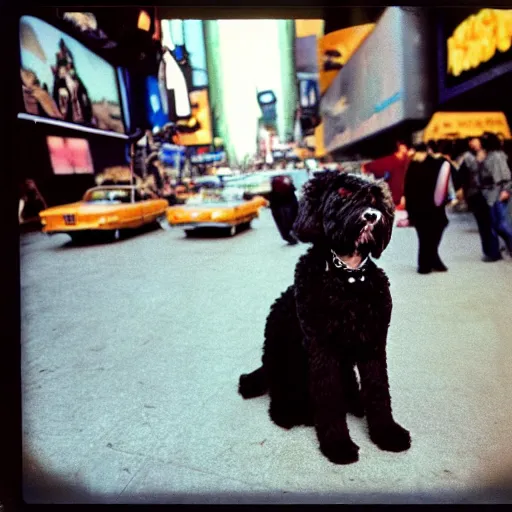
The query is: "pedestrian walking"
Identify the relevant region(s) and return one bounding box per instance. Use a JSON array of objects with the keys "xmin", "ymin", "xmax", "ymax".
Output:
[
  {"xmin": 19, "ymin": 179, "xmax": 47, "ymax": 224},
  {"xmin": 268, "ymin": 175, "xmax": 299, "ymax": 245},
  {"xmin": 457, "ymin": 137, "xmax": 501, "ymax": 261},
  {"xmin": 146, "ymin": 152, "xmax": 164, "ymax": 192},
  {"xmin": 403, "ymin": 141, "xmax": 451, "ymax": 274},
  {"xmin": 480, "ymin": 131, "xmax": 512, "ymax": 257}
]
